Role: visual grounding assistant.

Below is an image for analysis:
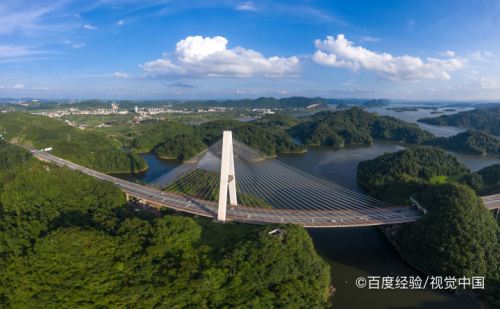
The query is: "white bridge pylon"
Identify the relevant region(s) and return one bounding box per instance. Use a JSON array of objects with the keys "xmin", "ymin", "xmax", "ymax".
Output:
[{"xmin": 217, "ymin": 131, "xmax": 238, "ymax": 221}]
